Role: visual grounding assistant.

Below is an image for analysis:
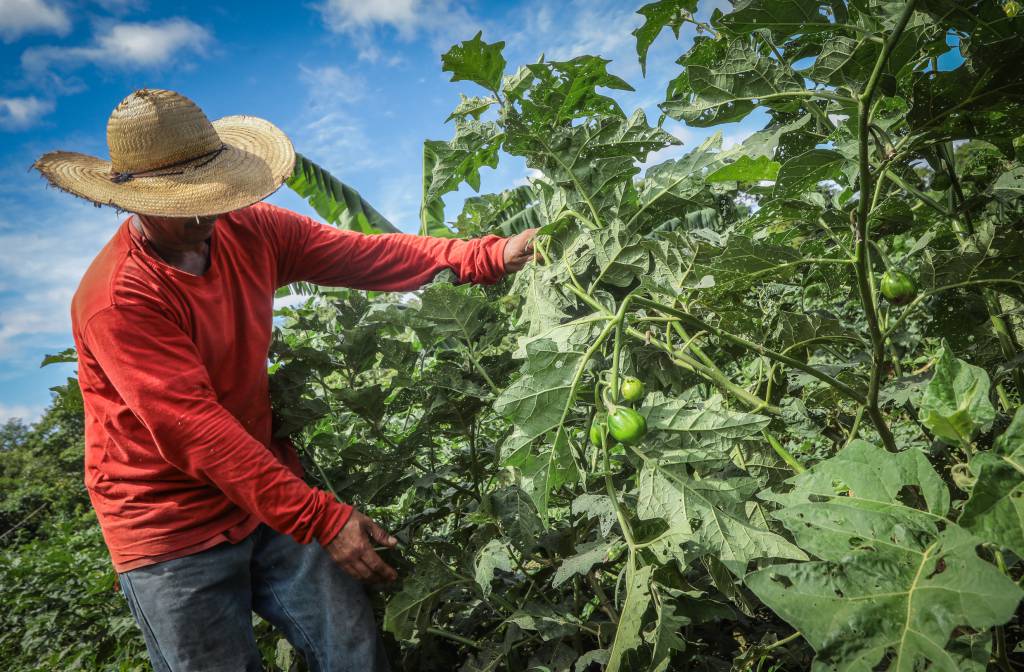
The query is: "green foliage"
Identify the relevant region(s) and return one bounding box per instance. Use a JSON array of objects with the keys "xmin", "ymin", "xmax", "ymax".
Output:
[
  {"xmin": 270, "ymin": 1, "xmax": 1024, "ymax": 669},
  {"xmin": 7, "ymin": 1, "xmax": 1024, "ymax": 671}
]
